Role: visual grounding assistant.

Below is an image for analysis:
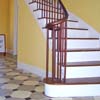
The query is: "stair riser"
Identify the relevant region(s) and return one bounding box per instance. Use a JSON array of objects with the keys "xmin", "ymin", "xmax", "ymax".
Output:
[
  {"xmin": 29, "ymin": 3, "xmax": 37, "ymax": 10},
  {"xmin": 33, "ymin": 10, "xmax": 42, "ymax": 18},
  {"xmin": 25, "ymin": 0, "xmax": 32, "ymax": 4},
  {"xmin": 67, "ymin": 52, "xmax": 100, "ymax": 62},
  {"xmin": 38, "ymin": 19, "xmax": 79, "ymax": 28},
  {"xmin": 68, "ymin": 21, "xmax": 79, "ymax": 28},
  {"xmin": 62, "ymin": 67, "xmax": 100, "ymax": 78},
  {"xmin": 45, "ymin": 84, "xmax": 100, "ymax": 97},
  {"xmin": 48, "ymin": 39, "xmax": 99, "ymax": 49},
  {"xmin": 68, "ymin": 29, "xmax": 89, "ymax": 36},
  {"xmin": 67, "ymin": 40, "xmax": 99, "ymax": 49}
]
